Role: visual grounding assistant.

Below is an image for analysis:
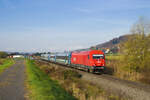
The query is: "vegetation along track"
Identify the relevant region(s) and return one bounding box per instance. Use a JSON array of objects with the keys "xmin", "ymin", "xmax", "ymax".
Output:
[{"xmin": 38, "ymin": 59, "xmax": 150, "ymax": 100}]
